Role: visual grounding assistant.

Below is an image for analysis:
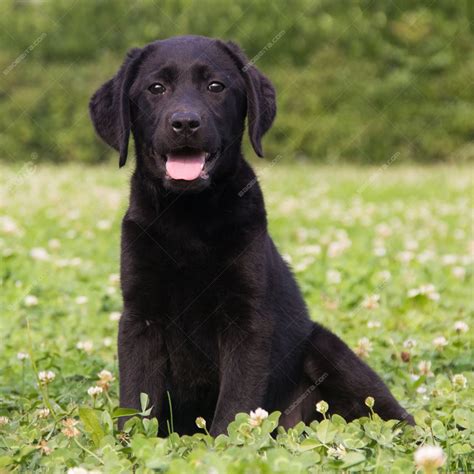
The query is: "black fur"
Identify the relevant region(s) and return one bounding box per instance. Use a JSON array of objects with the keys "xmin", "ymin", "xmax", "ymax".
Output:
[{"xmin": 89, "ymin": 35, "xmax": 413, "ymax": 435}]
